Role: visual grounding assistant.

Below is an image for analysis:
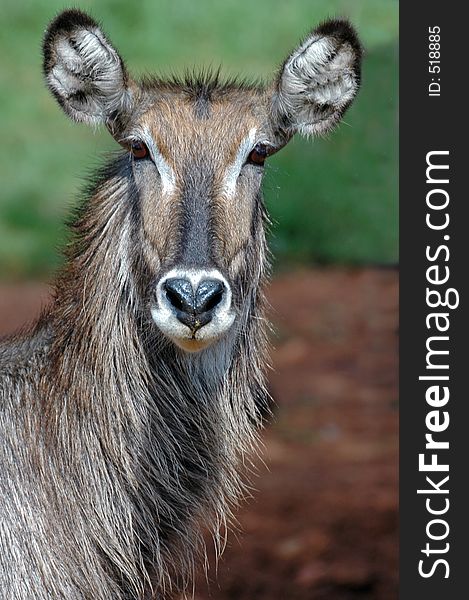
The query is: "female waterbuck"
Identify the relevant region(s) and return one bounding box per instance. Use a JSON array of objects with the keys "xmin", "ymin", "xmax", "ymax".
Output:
[{"xmin": 0, "ymin": 9, "xmax": 362, "ymax": 599}]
